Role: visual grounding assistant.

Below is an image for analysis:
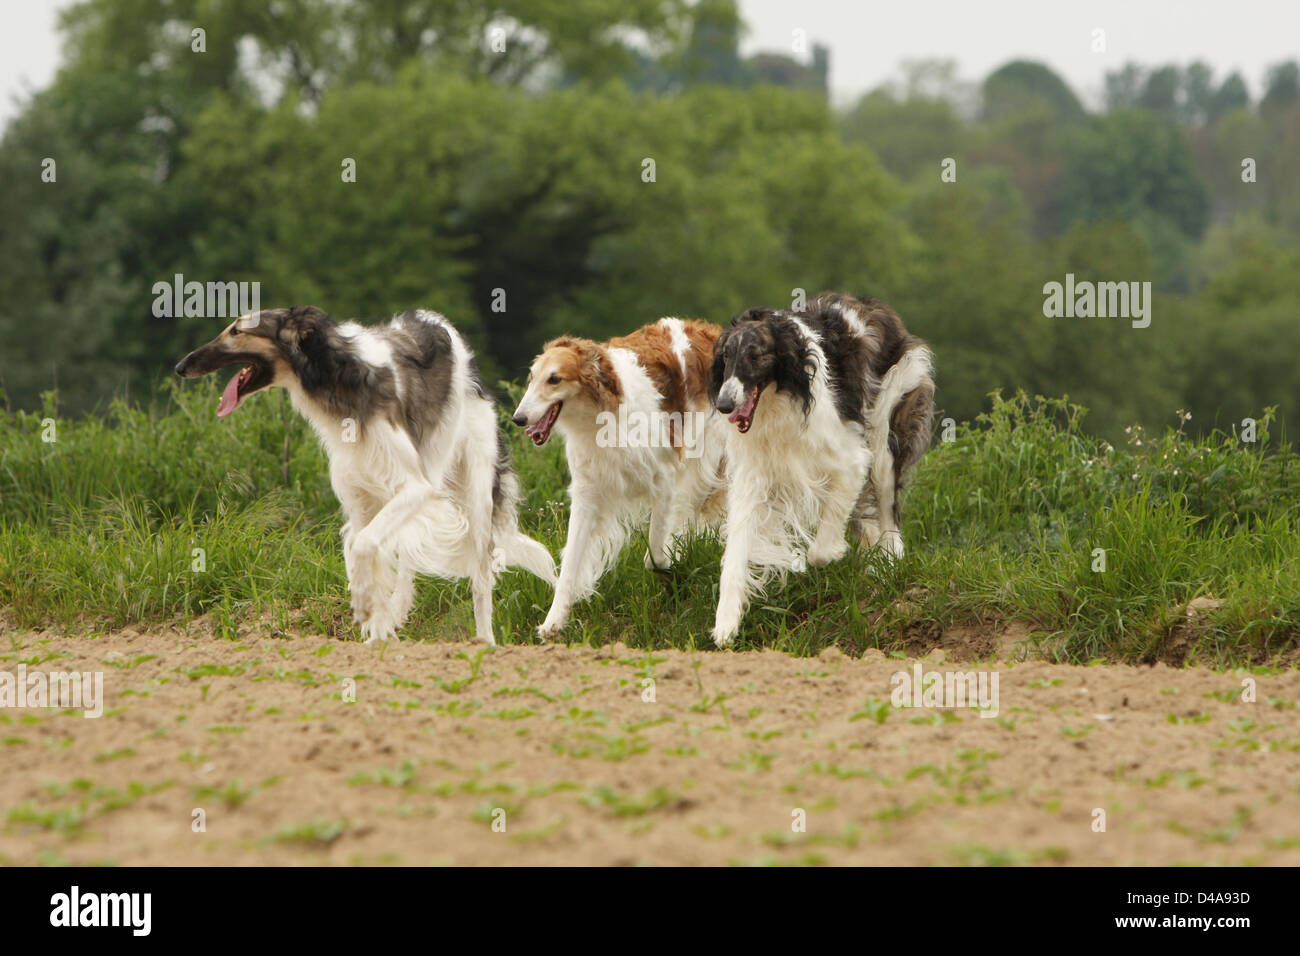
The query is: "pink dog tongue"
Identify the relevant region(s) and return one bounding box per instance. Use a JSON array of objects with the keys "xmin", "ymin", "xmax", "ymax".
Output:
[
  {"xmin": 728, "ymin": 389, "xmax": 757, "ymax": 423},
  {"xmin": 217, "ymin": 372, "xmax": 243, "ymax": 418}
]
